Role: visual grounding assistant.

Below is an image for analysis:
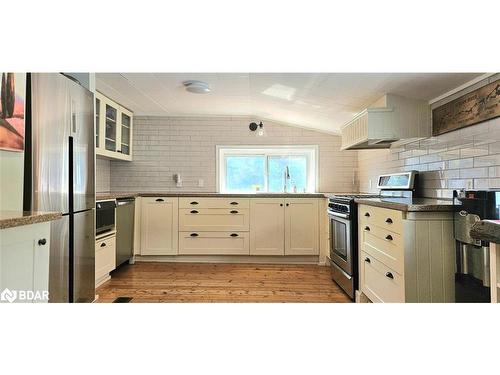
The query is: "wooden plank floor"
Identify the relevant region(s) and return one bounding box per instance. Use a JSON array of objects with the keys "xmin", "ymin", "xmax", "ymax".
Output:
[{"xmin": 96, "ymin": 262, "xmax": 351, "ymax": 303}]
